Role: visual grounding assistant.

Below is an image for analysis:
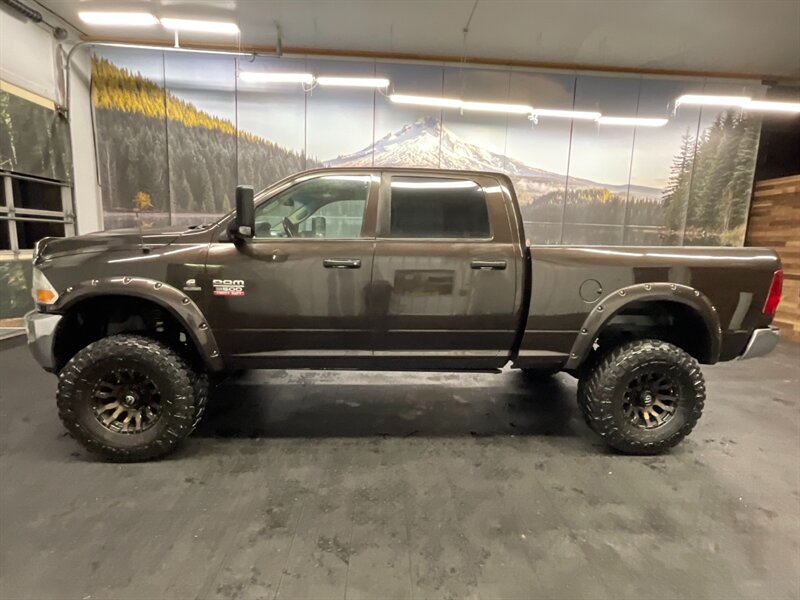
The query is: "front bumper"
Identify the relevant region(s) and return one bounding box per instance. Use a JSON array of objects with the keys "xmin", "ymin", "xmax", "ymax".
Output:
[
  {"xmin": 739, "ymin": 326, "xmax": 780, "ymax": 360},
  {"xmin": 24, "ymin": 310, "xmax": 62, "ymax": 372}
]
